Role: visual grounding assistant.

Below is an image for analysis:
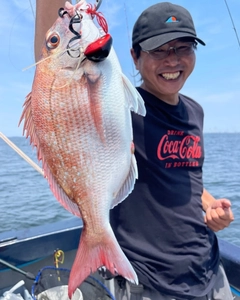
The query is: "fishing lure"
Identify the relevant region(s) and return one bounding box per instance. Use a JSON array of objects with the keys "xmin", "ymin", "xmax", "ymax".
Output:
[{"xmin": 59, "ymin": 1, "xmax": 112, "ymax": 61}]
